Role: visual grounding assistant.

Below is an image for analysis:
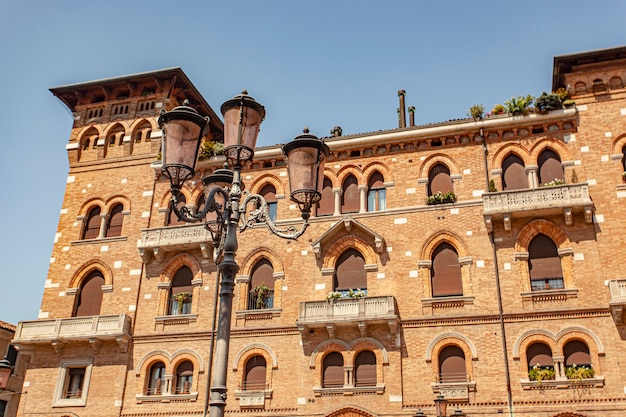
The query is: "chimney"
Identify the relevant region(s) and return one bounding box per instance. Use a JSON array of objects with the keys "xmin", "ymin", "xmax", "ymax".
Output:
[
  {"xmin": 408, "ymin": 106, "xmax": 415, "ymax": 127},
  {"xmin": 330, "ymin": 126, "xmax": 342, "ymax": 137},
  {"xmin": 398, "ymin": 90, "xmax": 406, "ymax": 128}
]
